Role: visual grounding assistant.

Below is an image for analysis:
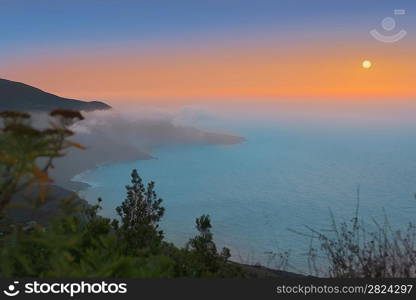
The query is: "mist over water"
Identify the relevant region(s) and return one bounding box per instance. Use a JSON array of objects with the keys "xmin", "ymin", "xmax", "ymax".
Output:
[{"xmin": 74, "ymin": 102, "xmax": 416, "ymax": 271}]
